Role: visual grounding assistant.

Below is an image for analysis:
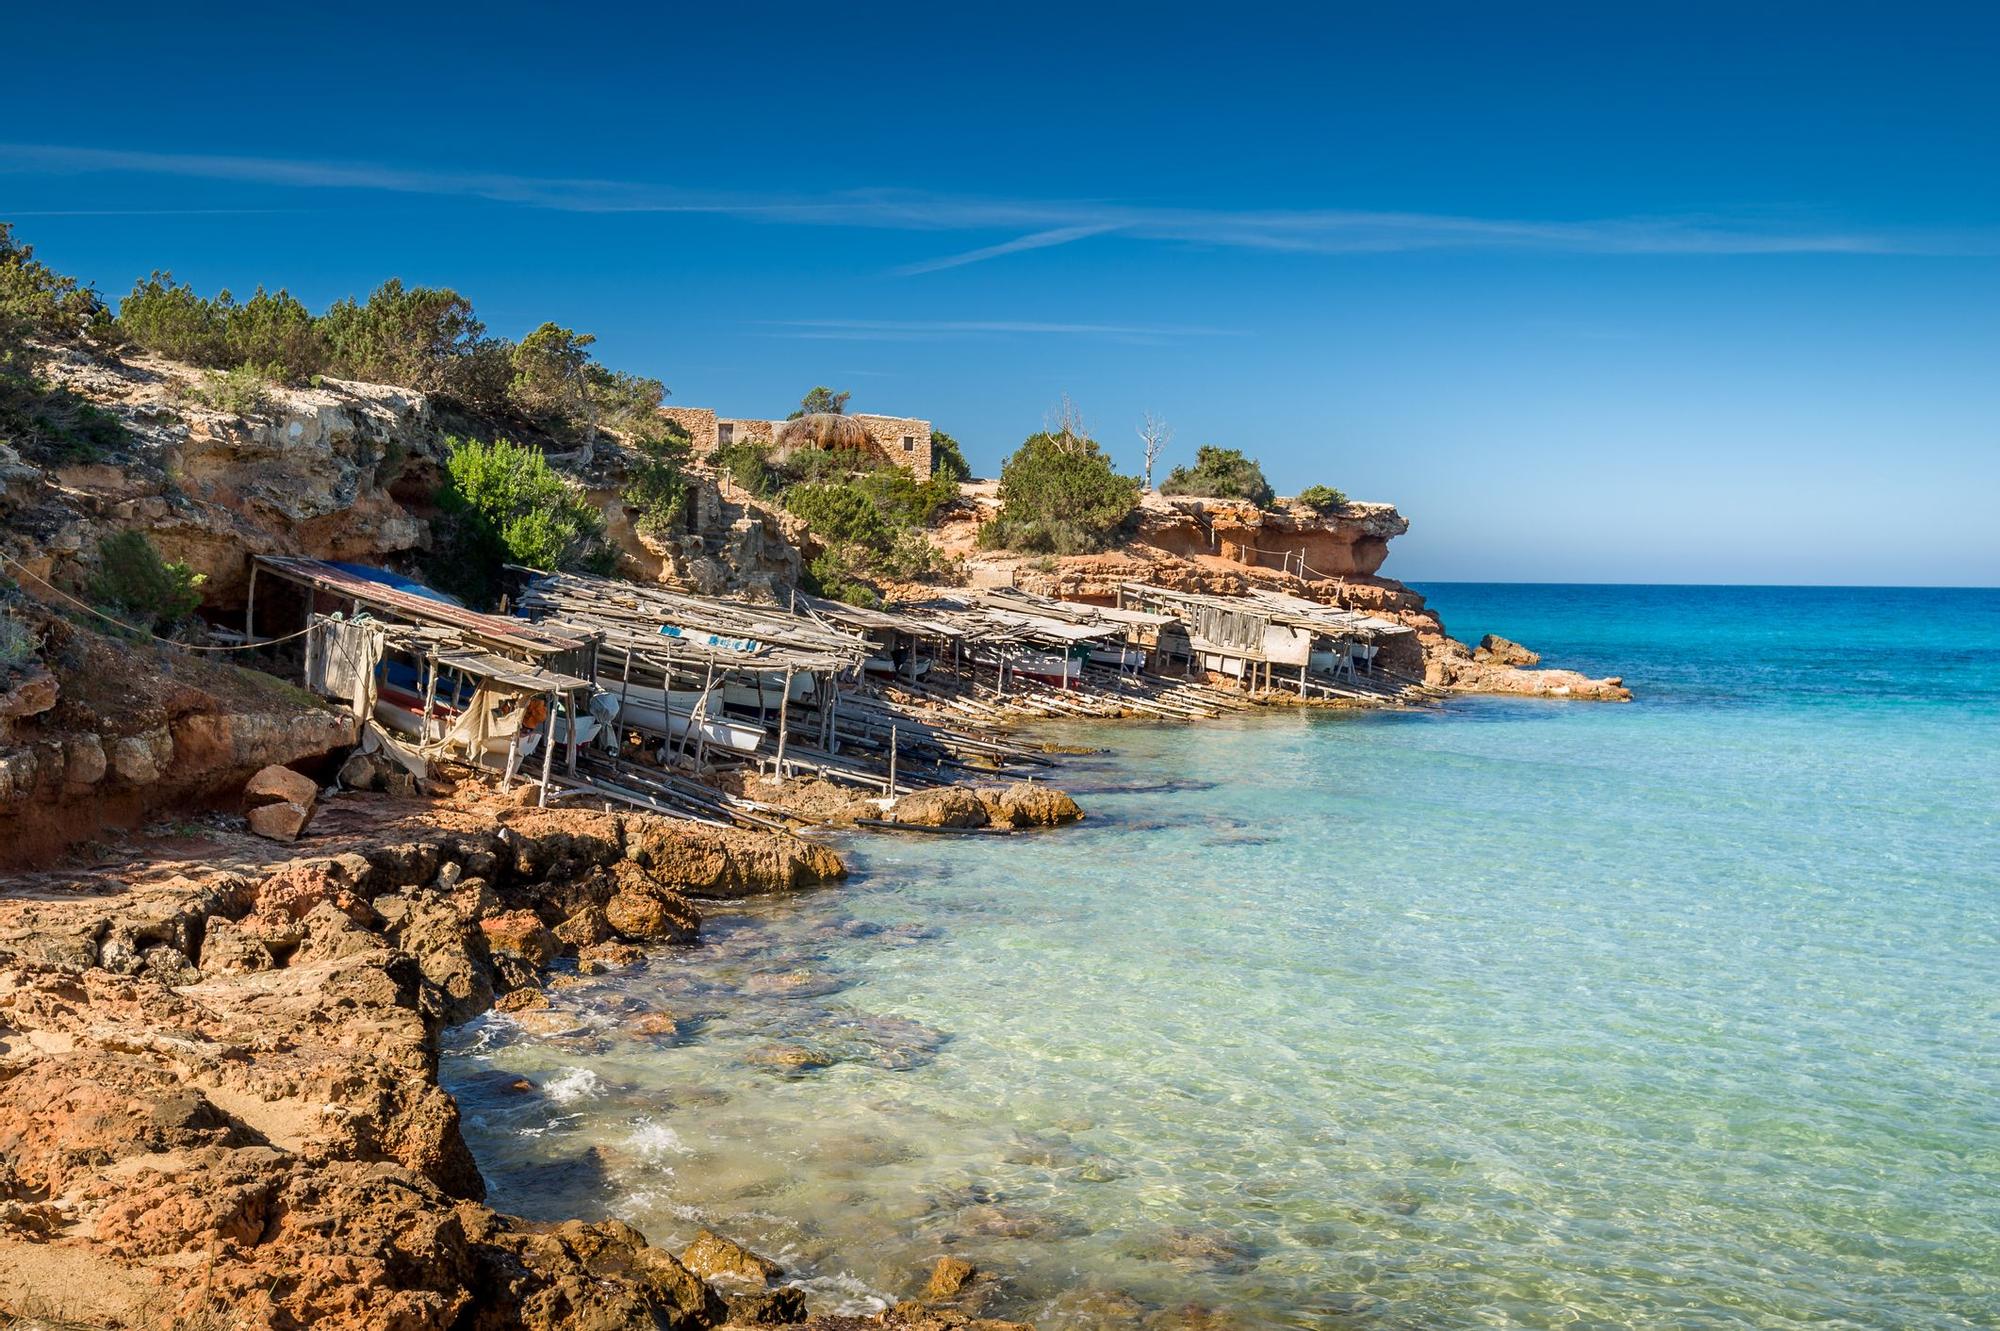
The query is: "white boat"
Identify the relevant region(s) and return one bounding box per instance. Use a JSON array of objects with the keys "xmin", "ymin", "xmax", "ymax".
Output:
[
  {"xmin": 976, "ymin": 650, "xmax": 1081, "ymax": 690},
  {"xmin": 1088, "ymin": 644, "xmax": 1146, "ymax": 672},
  {"xmin": 594, "ymin": 678, "xmax": 766, "ymax": 753},
  {"xmin": 720, "ymin": 671, "xmax": 818, "ymax": 711}
]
